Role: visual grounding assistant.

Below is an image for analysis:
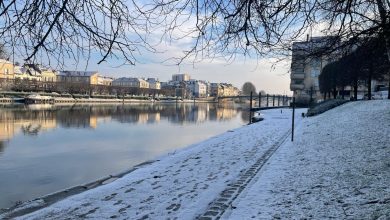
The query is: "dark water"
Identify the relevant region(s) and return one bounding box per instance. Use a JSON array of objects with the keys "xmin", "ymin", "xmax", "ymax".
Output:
[{"xmin": 0, "ymin": 103, "xmax": 248, "ymax": 209}]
